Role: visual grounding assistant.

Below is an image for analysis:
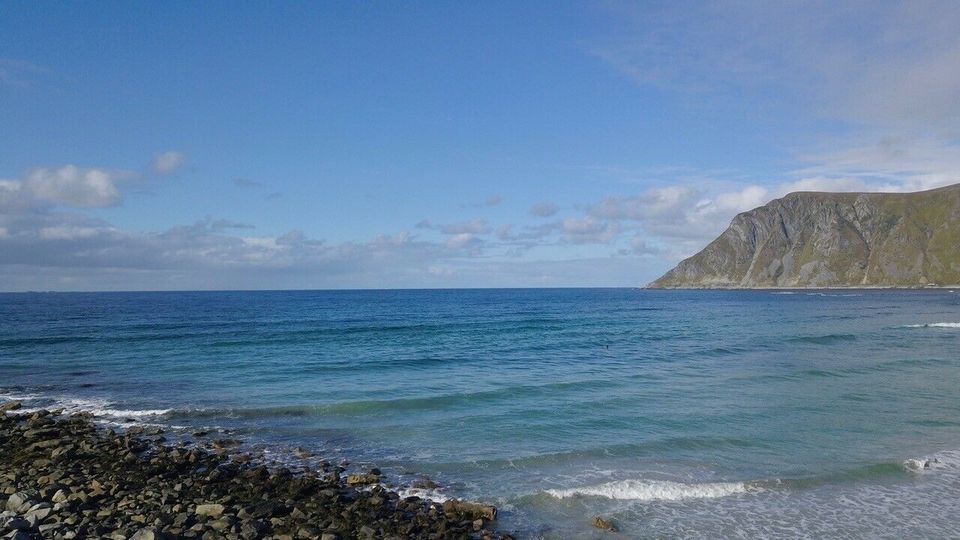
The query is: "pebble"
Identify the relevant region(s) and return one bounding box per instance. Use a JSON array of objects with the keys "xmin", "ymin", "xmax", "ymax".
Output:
[{"xmin": 0, "ymin": 404, "xmax": 509, "ymax": 539}]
